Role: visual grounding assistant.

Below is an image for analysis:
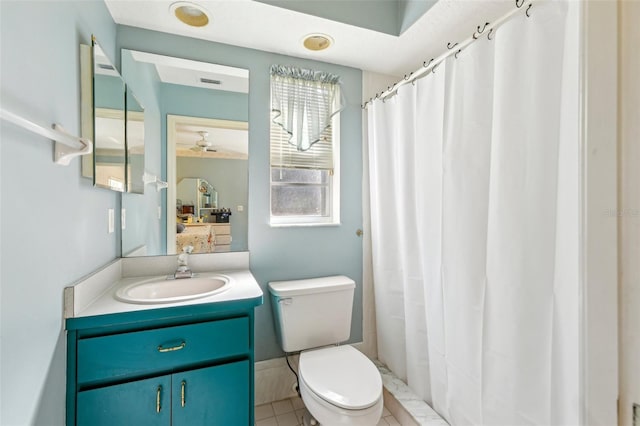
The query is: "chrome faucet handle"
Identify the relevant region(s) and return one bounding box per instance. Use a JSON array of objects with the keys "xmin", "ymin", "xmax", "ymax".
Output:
[
  {"xmin": 177, "ymin": 245, "xmax": 194, "ymax": 266},
  {"xmin": 175, "ymin": 245, "xmax": 194, "ymax": 279}
]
